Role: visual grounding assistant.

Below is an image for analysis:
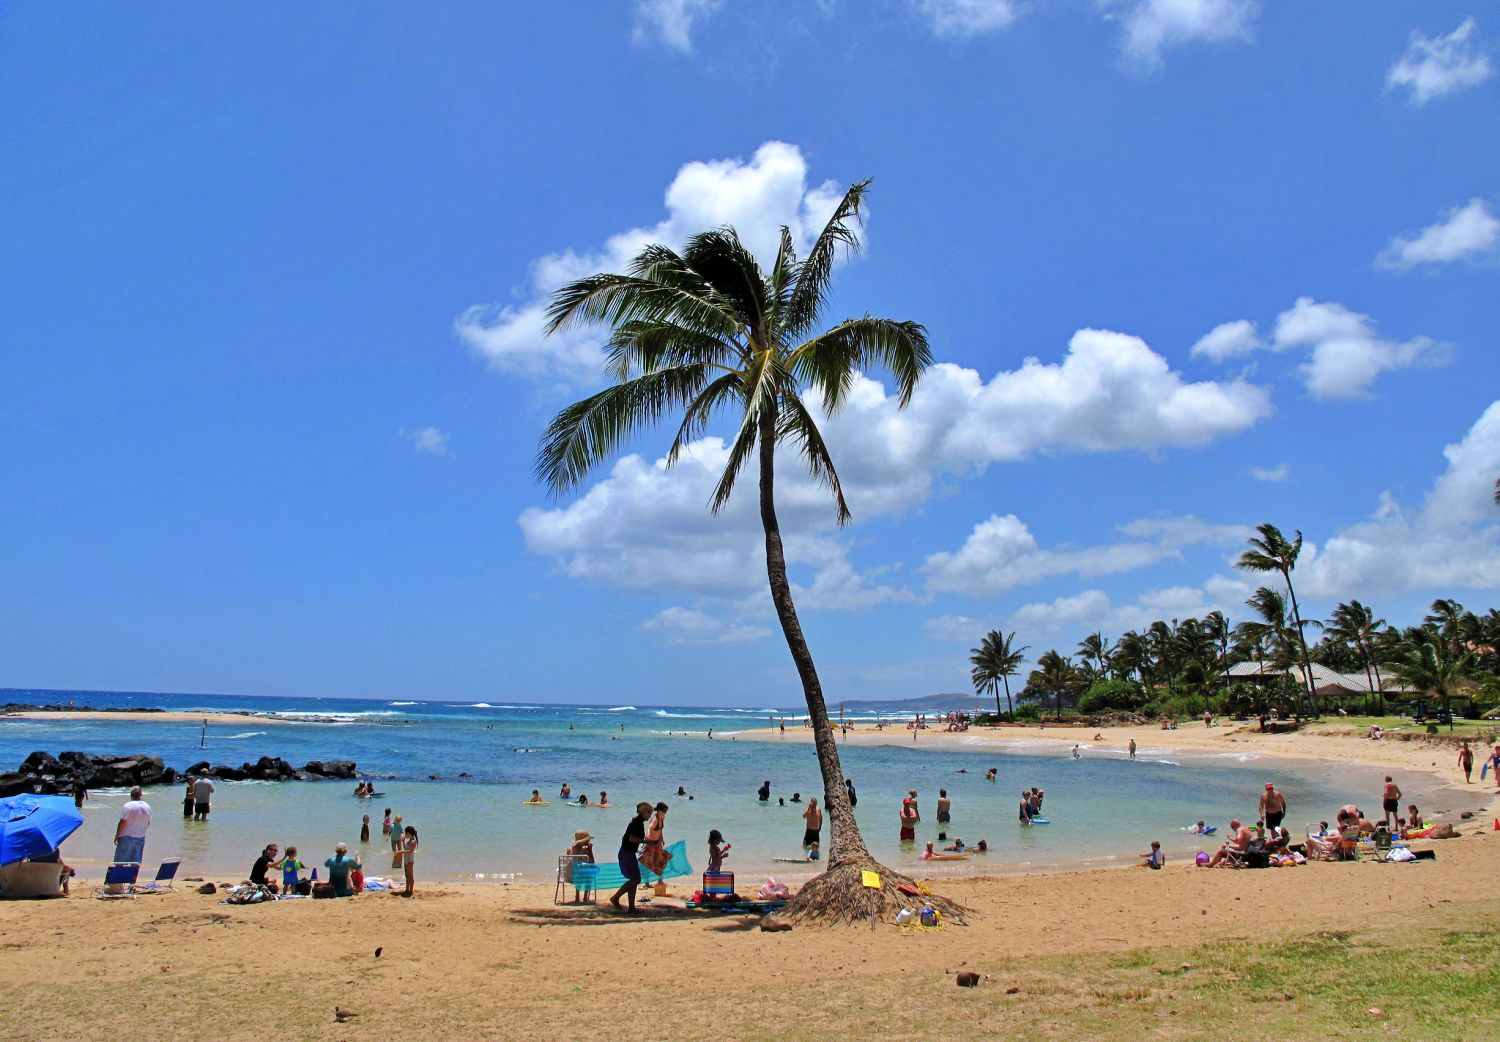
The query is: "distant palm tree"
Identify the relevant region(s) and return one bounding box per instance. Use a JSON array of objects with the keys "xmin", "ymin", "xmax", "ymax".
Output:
[
  {"xmin": 1326, "ymin": 600, "xmax": 1387, "ymax": 711},
  {"xmin": 1385, "ymin": 626, "xmax": 1476, "ymax": 730},
  {"xmin": 970, "ymin": 630, "xmax": 1028, "ymax": 719},
  {"xmin": 1076, "ymin": 631, "xmax": 1113, "ymax": 681},
  {"xmin": 1029, "ymin": 649, "xmax": 1078, "ymax": 719},
  {"xmin": 538, "ymin": 180, "xmax": 937, "ymax": 922},
  {"xmin": 1237, "ymin": 523, "xmax": 1318, "ymax": 716}
]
